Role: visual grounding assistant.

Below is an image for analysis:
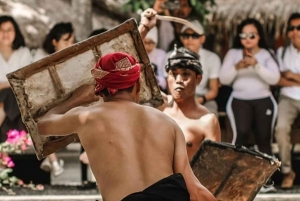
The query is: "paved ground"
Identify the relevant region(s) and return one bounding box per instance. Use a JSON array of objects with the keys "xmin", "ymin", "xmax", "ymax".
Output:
[{"xmin": 1, "ymin": 143, "xmax": 300, "ymax": 200}]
